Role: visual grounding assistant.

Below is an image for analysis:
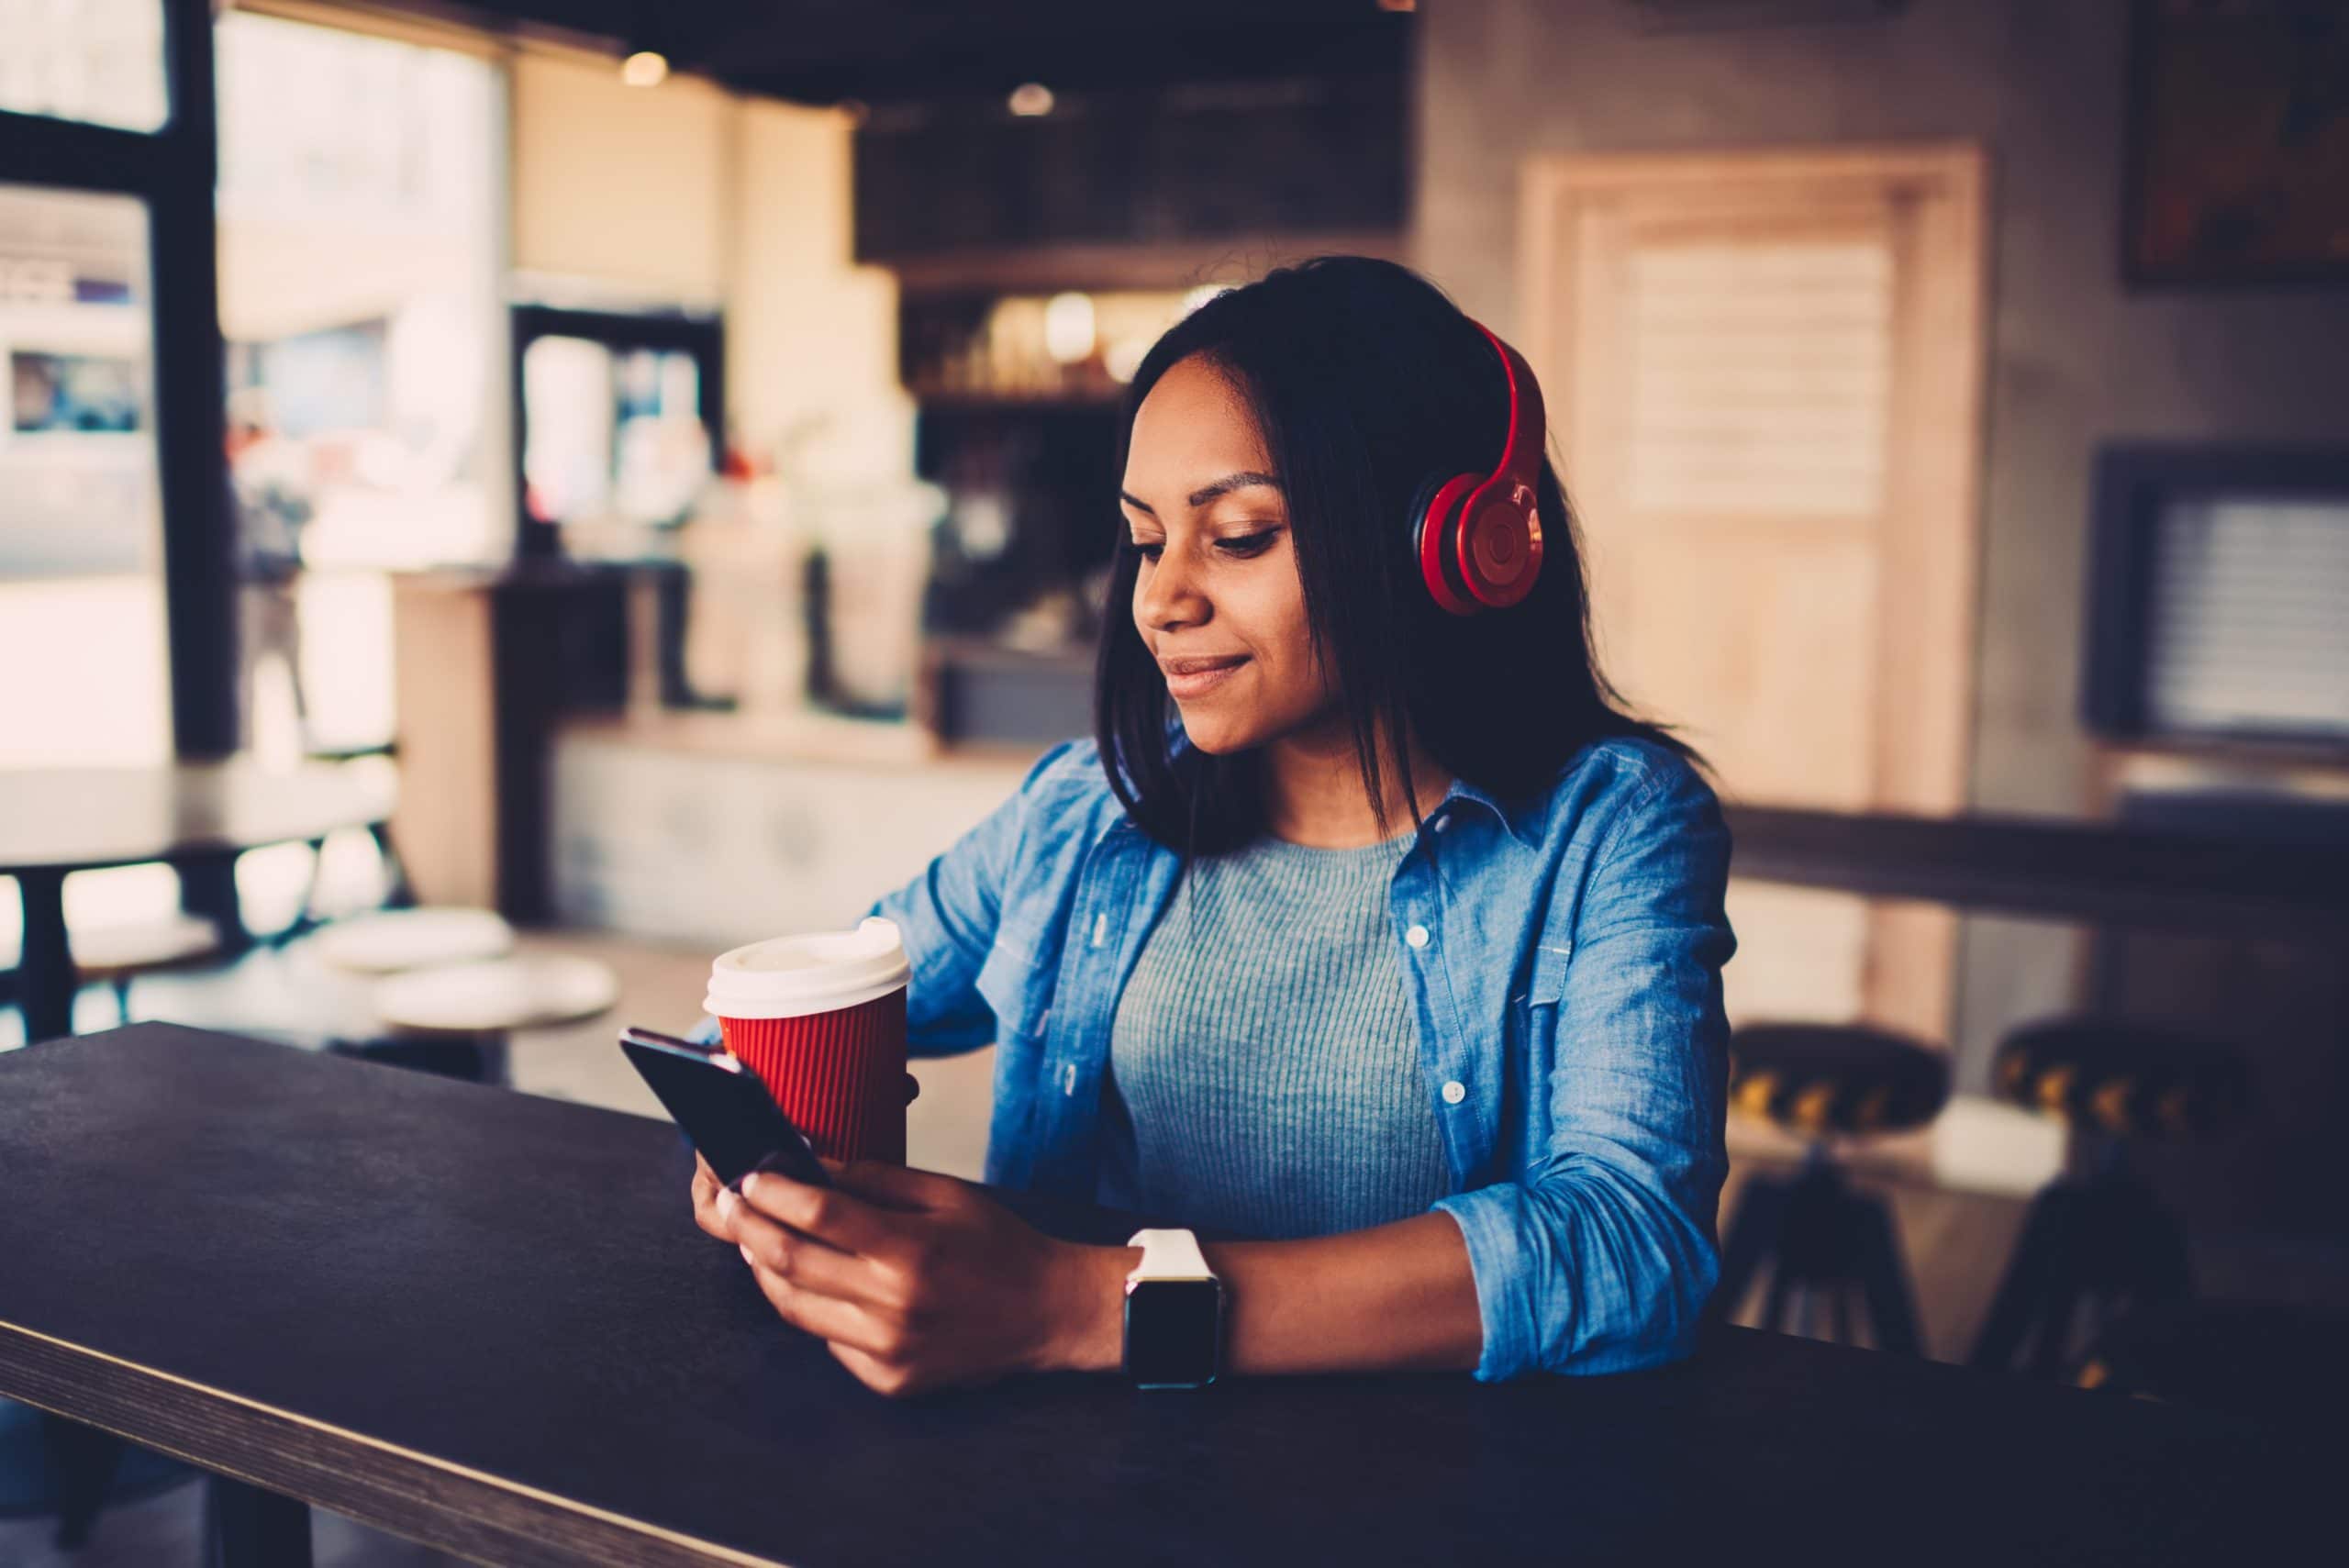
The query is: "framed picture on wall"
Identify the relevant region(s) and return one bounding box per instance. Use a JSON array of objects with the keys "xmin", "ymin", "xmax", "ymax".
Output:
[{"xmin": 2122, "ymin": 0, "xmax": 2349, "ymax": 289}]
